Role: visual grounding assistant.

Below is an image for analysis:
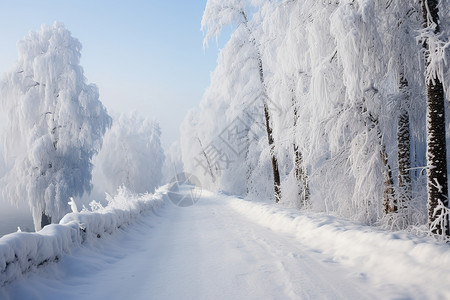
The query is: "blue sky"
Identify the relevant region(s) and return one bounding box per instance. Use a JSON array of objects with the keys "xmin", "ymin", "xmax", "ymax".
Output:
[{"xmin": 0, "ymin": 0, "xmax": 227, "ymax": 149}]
